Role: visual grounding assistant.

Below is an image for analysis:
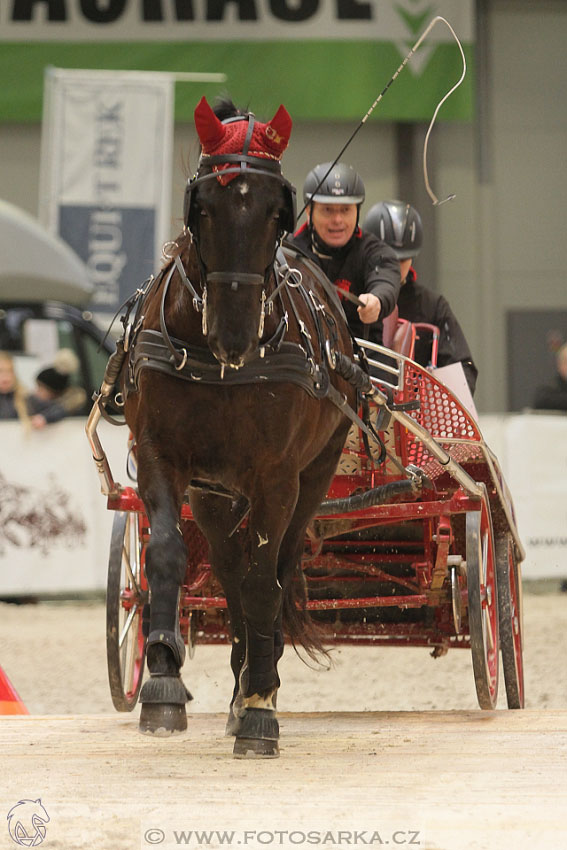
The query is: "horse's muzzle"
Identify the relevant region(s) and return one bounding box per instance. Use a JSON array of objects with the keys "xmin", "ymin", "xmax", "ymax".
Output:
[{"xmin": 204, "ymin": 270, "xmax": 267, "ymax": 370}]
